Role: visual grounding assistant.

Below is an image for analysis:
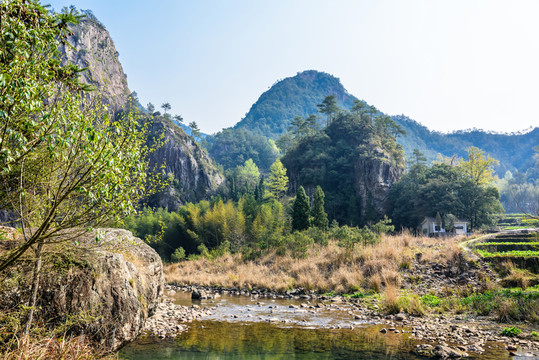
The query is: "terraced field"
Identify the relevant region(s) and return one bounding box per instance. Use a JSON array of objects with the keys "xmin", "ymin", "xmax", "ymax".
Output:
[
  {"xmin": 474, "ymin": 232, "xmax": 539, "ymax": 256},
  {"xmin": 467, "ymin": 229, "xmax": 539, "ymax": 287}
]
